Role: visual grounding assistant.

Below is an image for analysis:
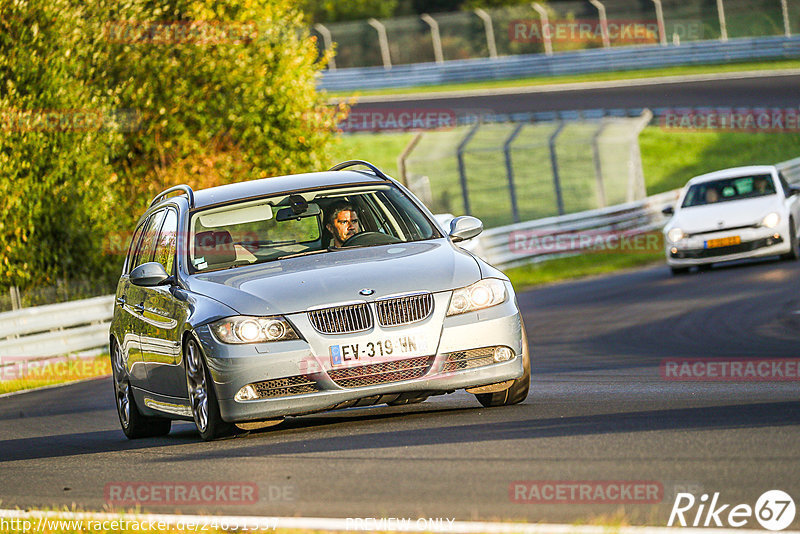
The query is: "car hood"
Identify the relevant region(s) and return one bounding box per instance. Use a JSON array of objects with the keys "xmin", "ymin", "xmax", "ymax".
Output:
[
  {"xmin": 185, "ymin": 240, "xmax": 481, "ymax": 316},
  {"xmin": 673, "ymin": 196, "xmax": 783, "ymax": 232}
]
